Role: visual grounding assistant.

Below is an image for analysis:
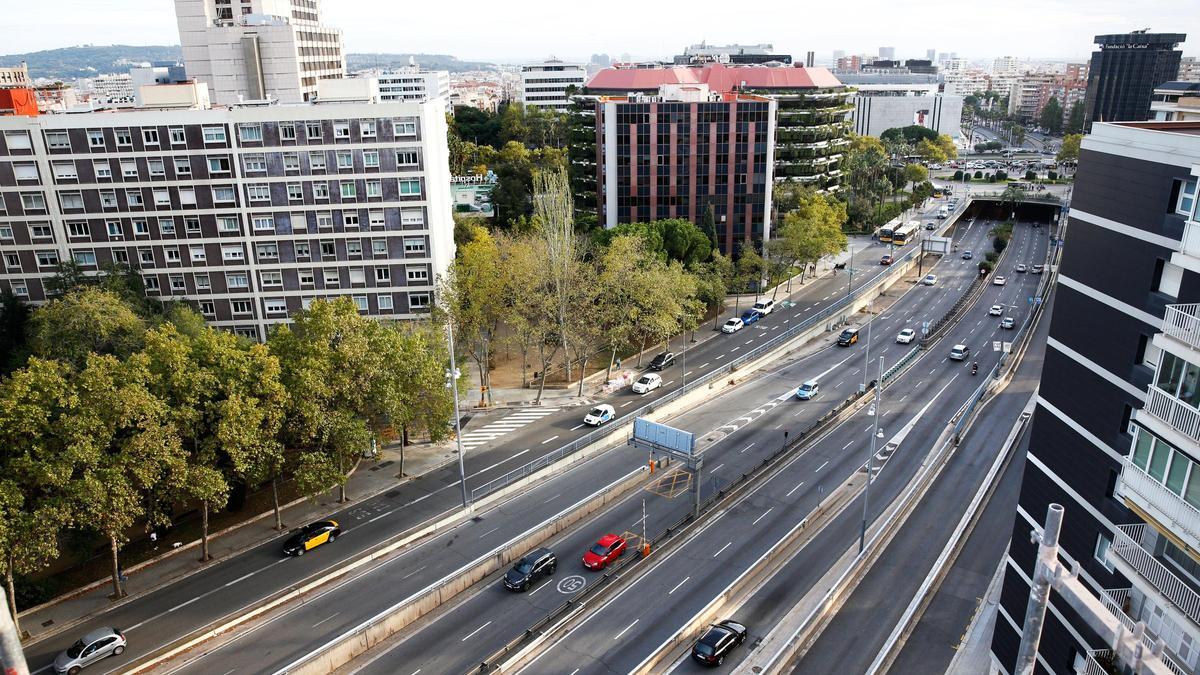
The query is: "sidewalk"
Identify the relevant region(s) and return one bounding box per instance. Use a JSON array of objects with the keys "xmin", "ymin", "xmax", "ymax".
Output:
[
  {"xmin": 947, "ymin": 554, "xmax": 1005, "ymax": 675},
  {"xmin": 18, "ymin": 437, "xmax": 457, "ymax": 647}
]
